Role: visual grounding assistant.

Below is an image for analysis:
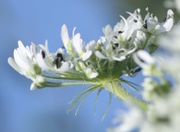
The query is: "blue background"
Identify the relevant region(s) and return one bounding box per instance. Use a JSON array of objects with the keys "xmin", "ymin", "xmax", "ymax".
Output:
[{"xmin": 0, "ymin": 0, "xmax": 165, "ymax": 132}]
